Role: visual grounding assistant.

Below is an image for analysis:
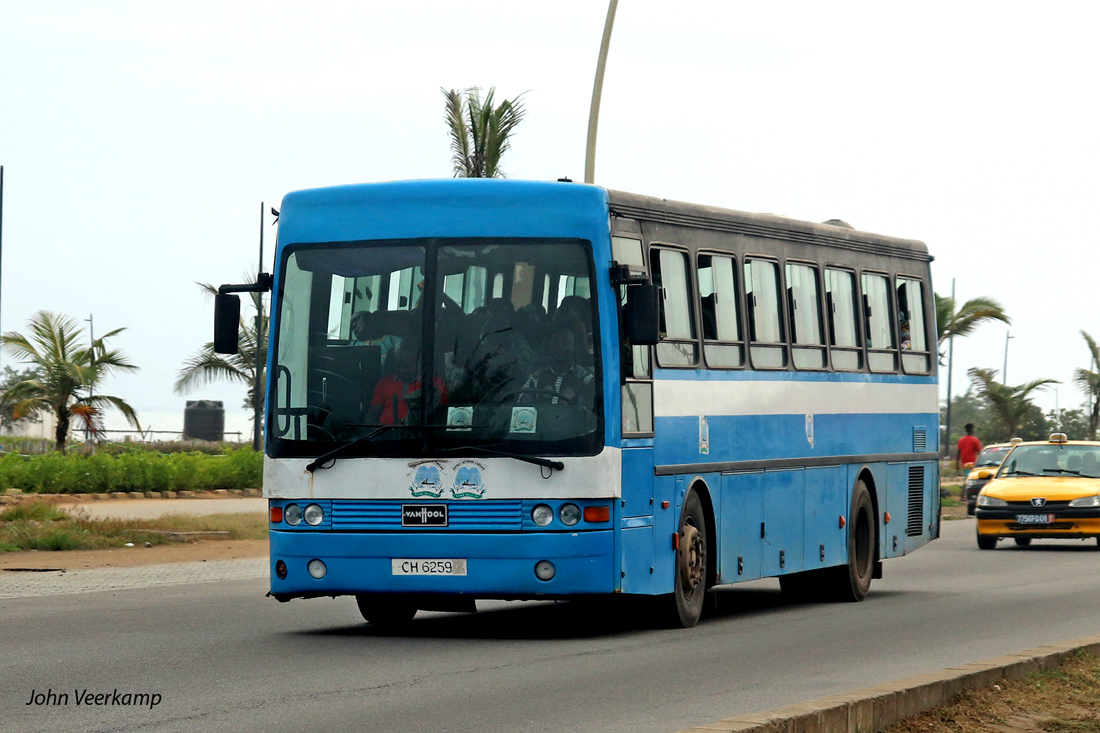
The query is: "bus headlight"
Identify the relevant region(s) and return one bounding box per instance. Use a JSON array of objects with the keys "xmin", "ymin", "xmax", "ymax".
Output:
[
  {"xmin": 304, "ymin": 504, "xmax": 324, "ymax": 526},
  {"xmin": 1069, "ymin": 495, "xmax": 1100, "ymax": 508},
  {"xmin": 285, "ymin": 504, "xmax": 303, "ymax": 526},
  {"xmin": 532, "ymin": 504, "xmax": 553, "ymax": 527},
  {"xmin": 559, "ymin": 504, "xmax": 581, "ymax": 526},
  {"xmin": 307, "ymin": 559, "xmax": 327, "ymax": 579}
]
